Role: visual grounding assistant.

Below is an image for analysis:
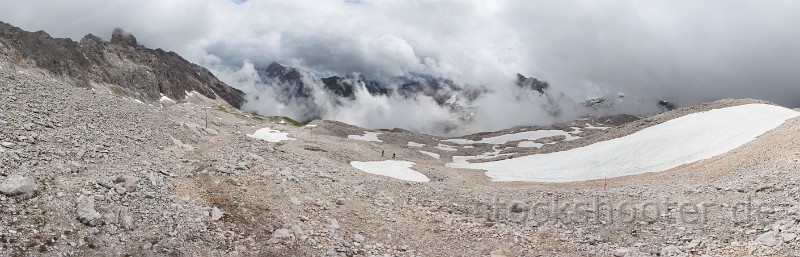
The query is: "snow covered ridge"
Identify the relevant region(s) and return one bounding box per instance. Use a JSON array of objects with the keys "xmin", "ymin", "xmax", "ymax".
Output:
[
  {"xmin": 247, "ymin": 127, "xmax": 296, "ymax": 143},
  {"xmin": 348, "ymin": 131, "xmax": 383, "ymax": 142},
  {"xmin": 350, "ymin": 161, "xmax": 430, "ymax": 182},
  {"xmin": 448, "ymin": 104, "xmax": 799, "ymax": 182}
]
